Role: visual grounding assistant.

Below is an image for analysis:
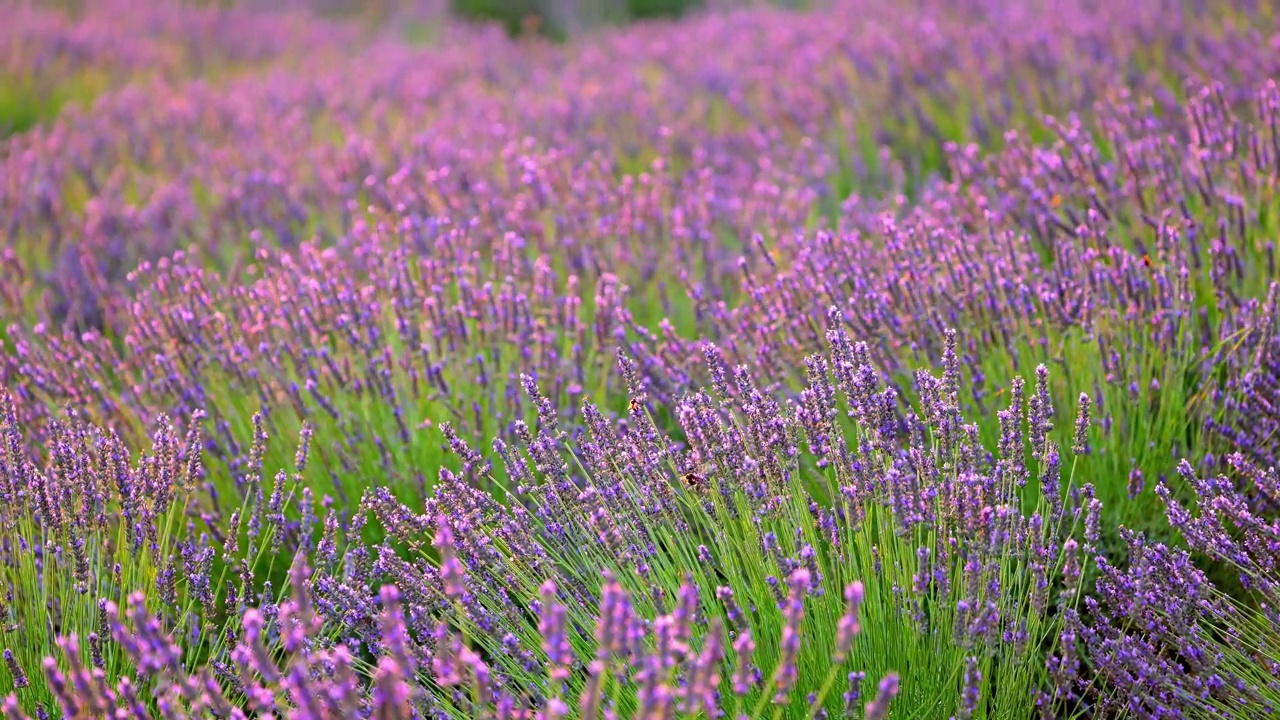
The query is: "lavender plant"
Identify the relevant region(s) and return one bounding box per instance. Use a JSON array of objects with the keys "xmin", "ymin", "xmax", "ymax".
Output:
[
  {"xmin": 1084, "ymin": 451, "xmax": 1280, "ymax": 719},
  {"xmin": 0, "ymin": 0, "xmax": 362, "ymax": 139},
  {"xmin": 329, "ymin": 330, "xmax": 1098, "ymax": 718},
  {"xmin": 6, "ymin": 75, "xmax": 1280, "ymax": 562},
  {"xmin": 0, "ymin": 390, "xmax": 336, "ymax": 715},
  {"xmin": 0, "ymin": 391, "xmax": 204, "ymax": 712},
  {"xmin": 0, "ymin": 329, "xmax": 1098, "ymax": 717}
]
